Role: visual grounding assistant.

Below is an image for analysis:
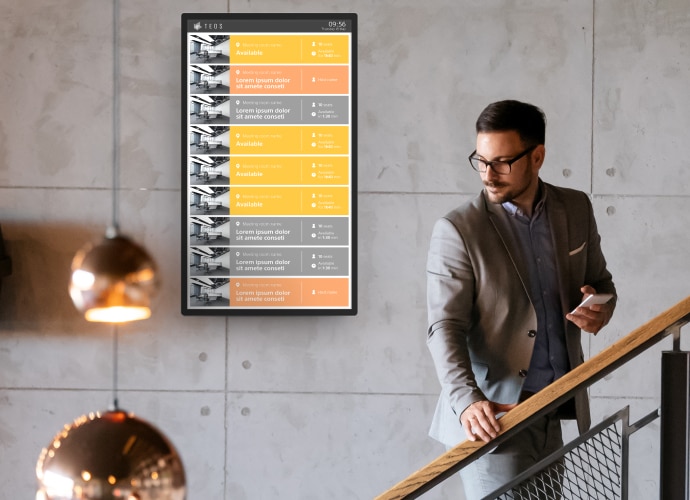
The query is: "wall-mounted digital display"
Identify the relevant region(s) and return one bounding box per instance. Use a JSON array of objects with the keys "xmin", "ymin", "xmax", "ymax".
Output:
[{"xmin": 181, "ymin": 13, "xmax": 357, "ymax": 315}]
